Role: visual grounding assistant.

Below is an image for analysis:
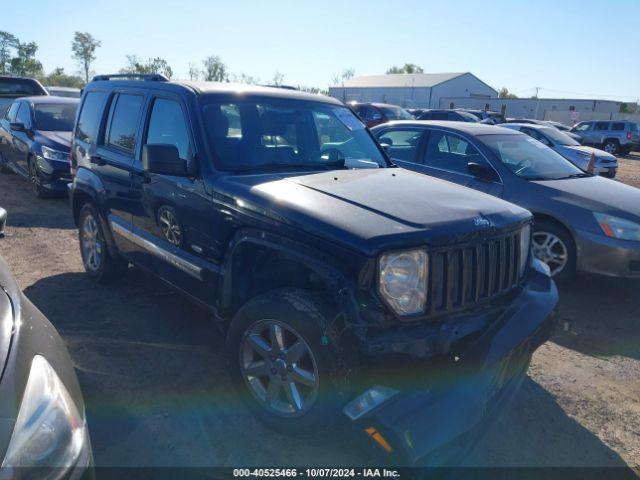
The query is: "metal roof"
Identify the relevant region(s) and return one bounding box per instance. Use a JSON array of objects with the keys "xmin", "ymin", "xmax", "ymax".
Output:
[
  {"xmin": 375, "ymin": 120, "xmax": 522, "ymax": 136},
  {"xmin": 333, "ymin": 72, "xmax": 468, "ymax": 88}
]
